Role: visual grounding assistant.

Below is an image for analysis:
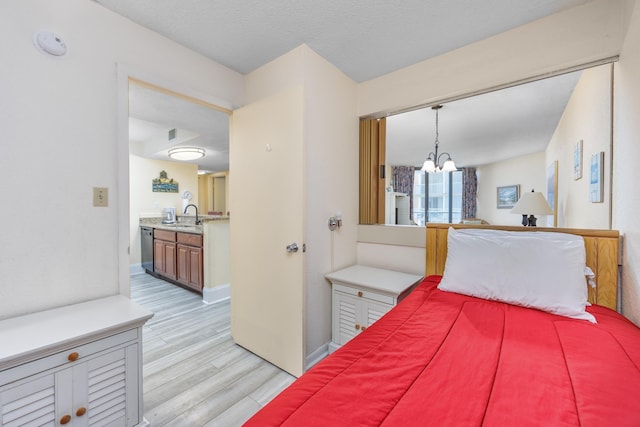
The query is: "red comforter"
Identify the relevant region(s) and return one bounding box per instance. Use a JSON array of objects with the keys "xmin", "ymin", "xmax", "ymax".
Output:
[{"xmin": 244, "ymin": 276, "xmax": 640, "ymax": 426}]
